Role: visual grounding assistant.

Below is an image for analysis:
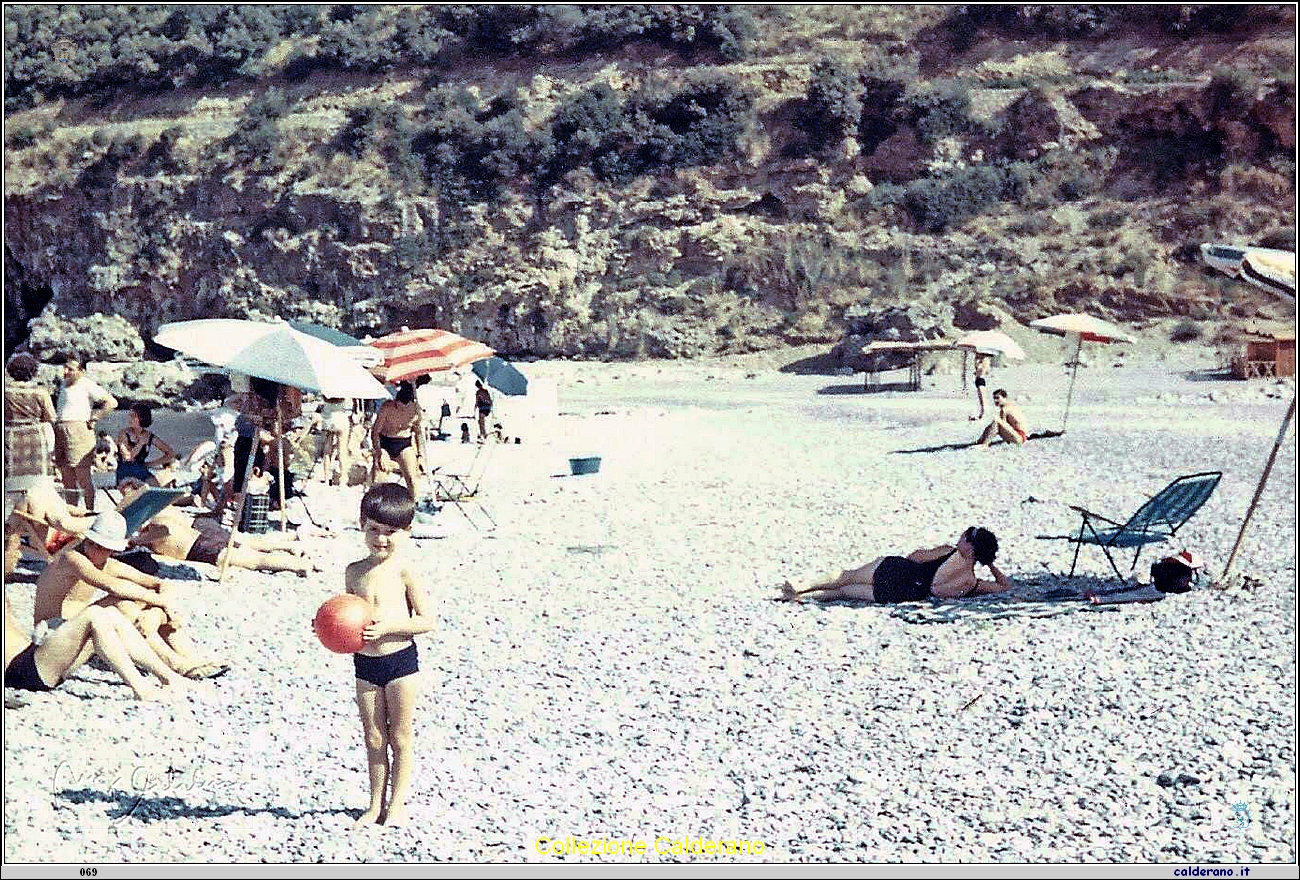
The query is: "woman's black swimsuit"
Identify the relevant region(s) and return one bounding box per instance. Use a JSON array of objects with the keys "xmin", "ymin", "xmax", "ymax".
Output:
[
  {"xmin": 116, "ymin": 431, "xmax": 154, "ymax": 484},
  {"xmin": 872, "ymin": 550, "xmax": 975, "ymax": 604}
]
